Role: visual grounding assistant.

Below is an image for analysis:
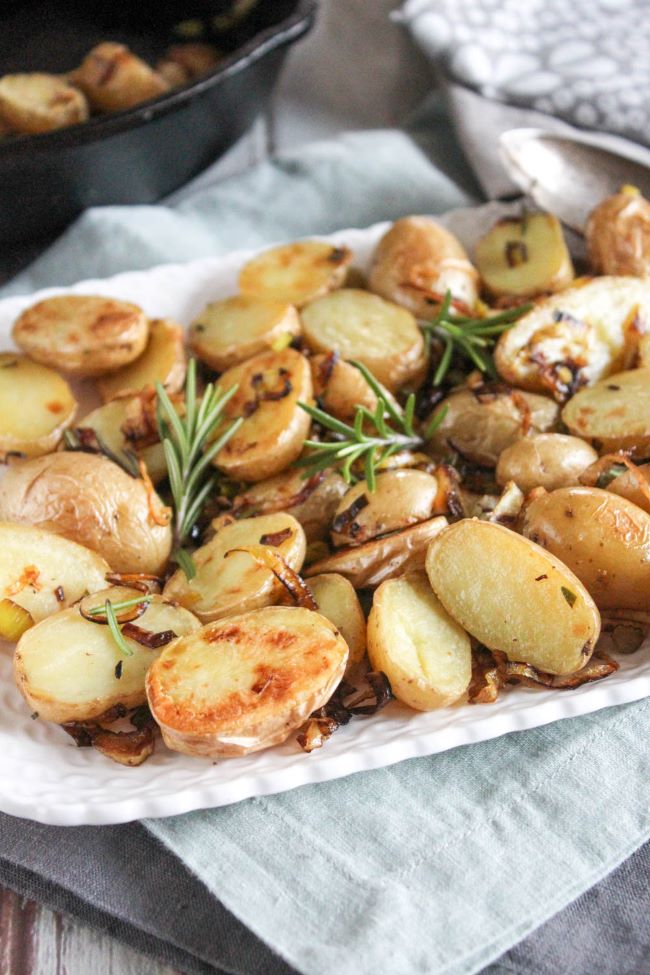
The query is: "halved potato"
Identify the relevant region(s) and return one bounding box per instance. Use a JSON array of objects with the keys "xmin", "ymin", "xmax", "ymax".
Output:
[
  {"xmin": 97, "ymin": 318, "xmax": 186, "ymax": 402},
  {"xmin": 495, "ymin": 277, "xmax": 650, "ymax": 400},
  {"xmin": 14, "ymin": 587, "xmax": 199, "ymax": 724},
  {"xmin": 368, "ymin": 216, "xmax": 479, "ymax": 318},
  {"xmin": 238, "ymin": 240, "xmax": 351, "ymax": 306},
  {"xmin": 74, "ymin": 397, "xmax": 166, "ymax": 483},
  {"xmin": 368, "ymin": 572, "xmax": 471, "ymax": 710},
  {"xmin": 426, "ymin": 385, "xmax": 559, "ymax": 467},
  {"xmin": 188, "ymin": 296, "xmax": 301, "ymax": 372},
  {"xmin": 73, "ymin": 43, "xmax": 169, "ymax": 113},
  {"xmin": 301, "ymin": 289, "xmax": 426, "ymax": 392},
  {"xmin": 522, "ymin": 486, "xmax": 650, "ymax": 610},
  {"xmin": 307, "ymin": 573, "xmax": 366, "ymax": 673},
  {"xmin": 580, "ymin": 458, "xmax": 650, "ymax": 514},
  {"xmin": 0, "ymin": 73, "xmax": 88, "ymax": 134},
  {"xmin": 12, "ymin": 295, "xmax": 150, "ymax": 377},
  {"xmin": 147, "ymin": 605, "xmax": 348, "ymax": 757},
  {"xmin": 426, "ymin": 520, "xmax": 600, "ymax": 674},
  {"xmin": 330, "ymin": 470, "xmax": 439, "ymax": 548},
  {"xmin": 0, "ymin": 523, "xmax": 109, "ymax": 631},
  {"xmin": 233, "ymin": 468, "xmax": 348, "ymax": 542},
  {"xmin": 562, "ymin": 368, "xmax": 650, "ymax": 457},
  {"xmin": 309, "ymin": 354, "xmax": 401, "ymax": 424},
  {"xmin": 586, "ymin": 186, "xmax": 650, "ymax": 277},
  {"xmin": 0, "ymin": 452, "xmax": 172, "ymax": 575},
  {"xmin": 163, "ymin": 512, "xmax": 306, "ymax": 622},
  {"xmin": 496, "ymin": 433, "xmax": 598, "ymax": 494},
  {"xmin": 305, "ymin": 516, "xmax": 448, "ymax": 589},
  {"xmin": 213, "ymin": 347, "xmax": 313, "ymax": 482},
  {"xmin": 0, "ymin": 353, "xmax": 76, "ymax": 460},
  {"xmin": 475, "ymin": 213, "xmax": 574, "ymax": 298}
]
